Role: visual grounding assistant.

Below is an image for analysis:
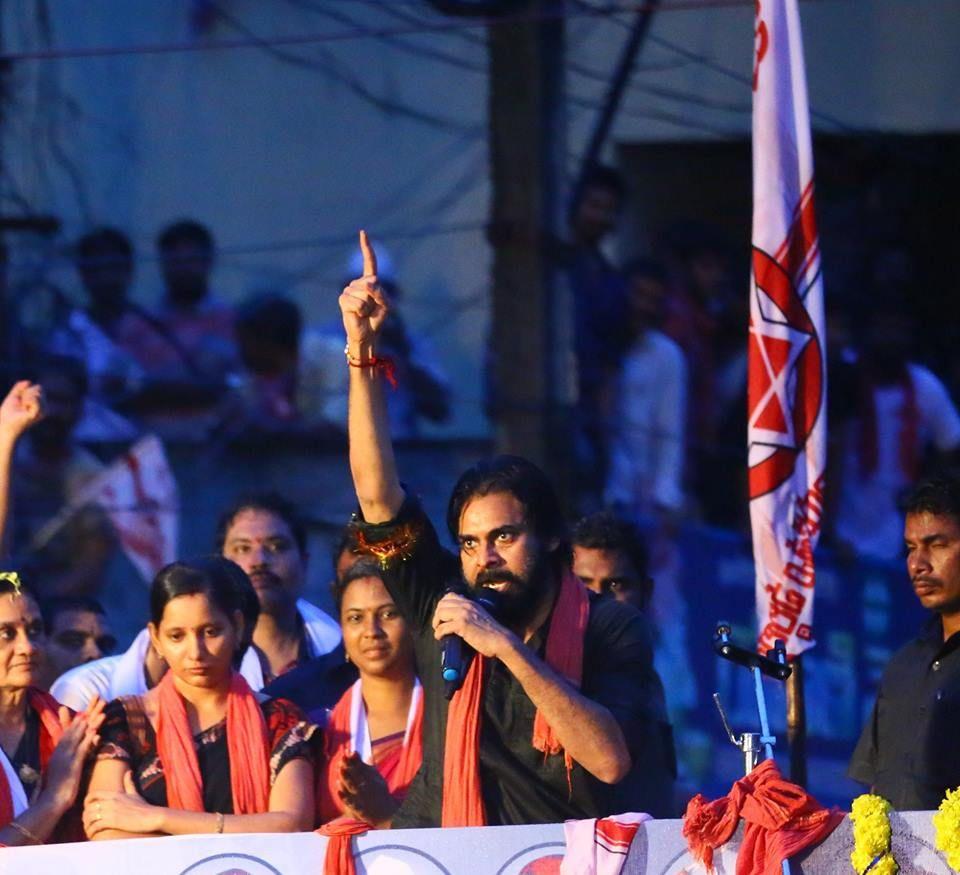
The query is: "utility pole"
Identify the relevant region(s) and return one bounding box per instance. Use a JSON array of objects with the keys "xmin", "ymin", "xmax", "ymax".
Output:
[
  {"xmin": 0, "ymin": 4, "xmax": 10, "ymax": 361},
  {"xmin": 486, "ymin": 1, "xmax": 571, "ymax": 486},
  {"xmin": 0, "ymin": 9, "xmax": 61, "ymax": 372}
]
